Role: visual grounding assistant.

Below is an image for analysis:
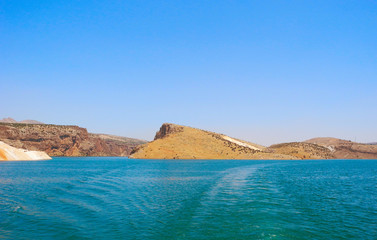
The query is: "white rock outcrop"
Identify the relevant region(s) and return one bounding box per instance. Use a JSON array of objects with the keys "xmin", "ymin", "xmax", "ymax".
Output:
[
  {"xmin": 0, "ymin": 141, "xmax": 51, "ymax": 161},
  {"xmin": 222, "ymin": 136, "xmax": 263, "ymax": 151}
]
